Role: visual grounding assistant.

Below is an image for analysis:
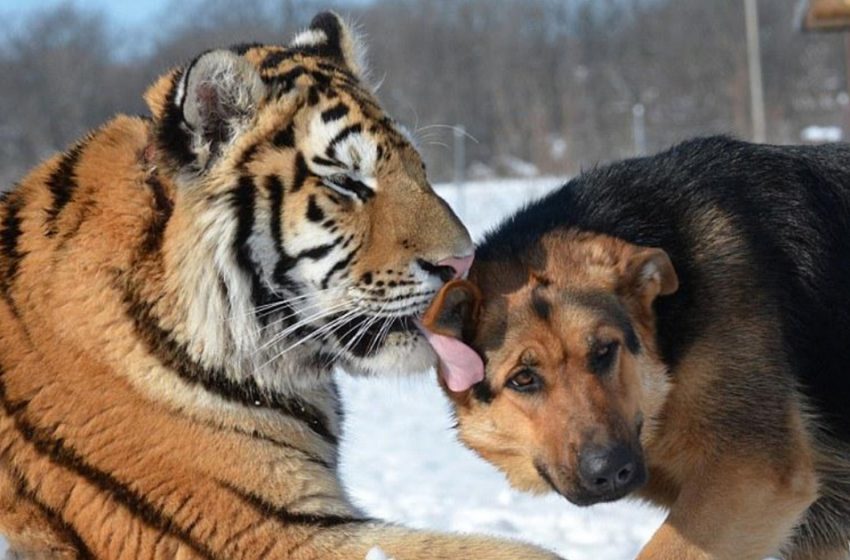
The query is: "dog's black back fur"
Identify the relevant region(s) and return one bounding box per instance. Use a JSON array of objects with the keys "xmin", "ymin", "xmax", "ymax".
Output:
[{"xmin": 479, "ymin": 136, "xmax": 850, "ymax": 443}]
